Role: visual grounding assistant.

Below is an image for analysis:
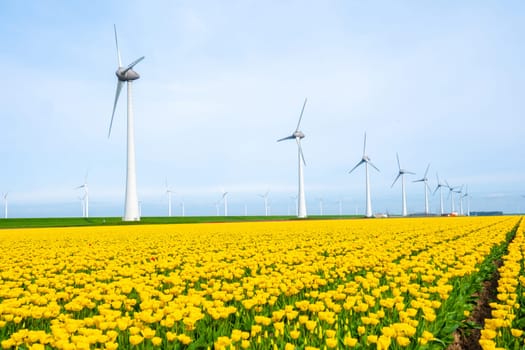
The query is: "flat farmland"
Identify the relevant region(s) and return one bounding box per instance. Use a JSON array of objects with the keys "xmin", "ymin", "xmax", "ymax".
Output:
[{"xmin": 0, "ymin": 216, "xmax": 524, "ymax": 349}]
